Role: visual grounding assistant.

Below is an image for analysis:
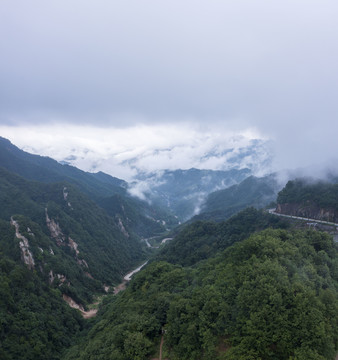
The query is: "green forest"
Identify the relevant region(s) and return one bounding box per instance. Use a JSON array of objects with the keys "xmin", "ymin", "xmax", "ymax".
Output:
[
  {"xmin": 64, "ymin": 228, "xmax": 338, "ymax": 360},
  {"xmin": 0, "ymin": 138, "xmax": 337, "ymax": 359}
]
